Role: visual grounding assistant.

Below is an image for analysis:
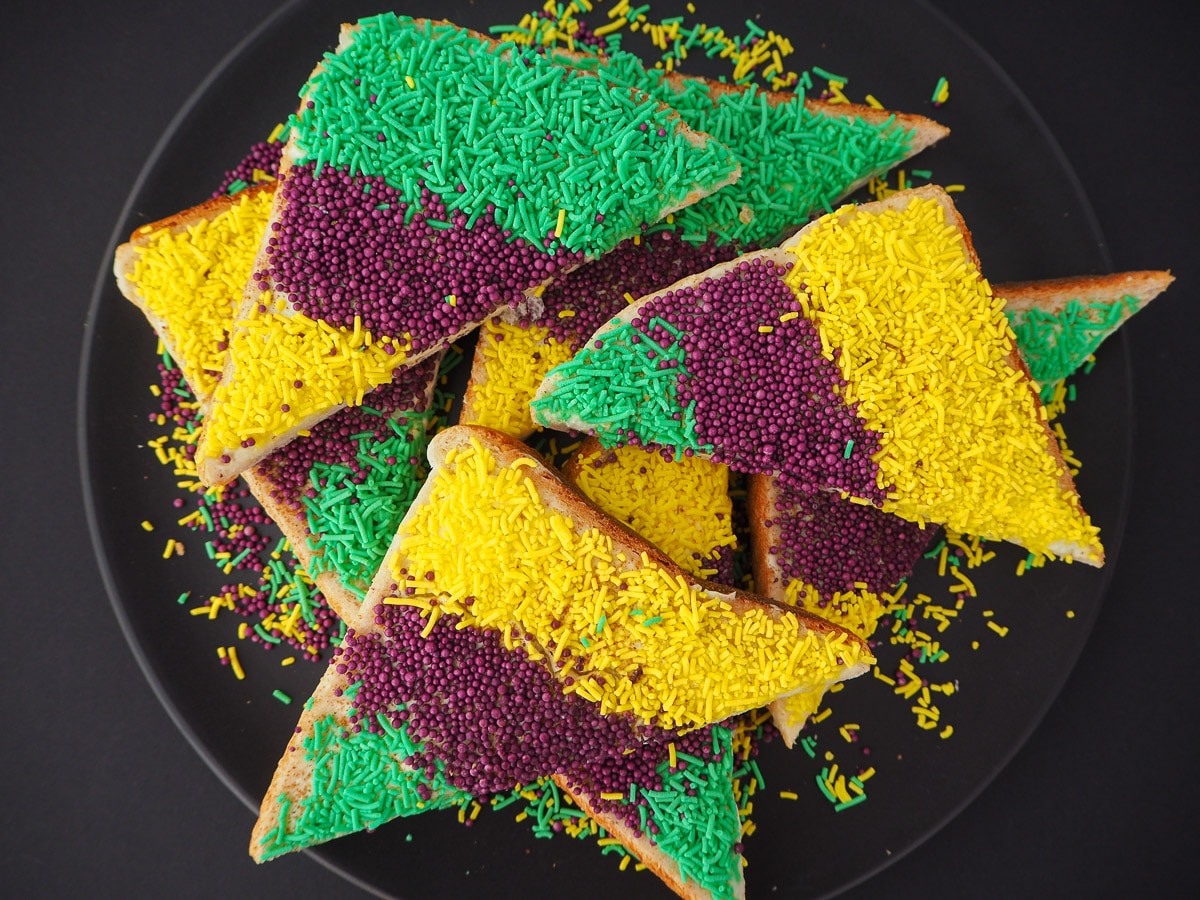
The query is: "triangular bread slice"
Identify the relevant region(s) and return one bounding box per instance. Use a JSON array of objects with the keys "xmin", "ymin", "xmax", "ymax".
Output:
[
  {"xmin": 113, "ymin": 186, "xmax": 440, "ymax": 622},
  {"xmin": 532, "ymin": 186, "xmax": 1103, "ymax": 565},
  {"xmin": 459, "ymin": 52, "xmax": 949, "ymax": 440},
  {"xmin": 998, "ymin": 270, "xmax": 1173, "ymax": 387},
  {"xmin": 371, "ymin": 424, "xmax": 871, "ymax": 731},
  {"xmin": 195, "ymin": 14, "xmax": 742, "ymax": 486},
  {"xmin": 749, "ymin": 268, "xmax": 1171, "ymax": 744}
]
